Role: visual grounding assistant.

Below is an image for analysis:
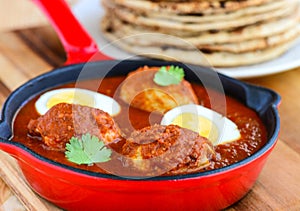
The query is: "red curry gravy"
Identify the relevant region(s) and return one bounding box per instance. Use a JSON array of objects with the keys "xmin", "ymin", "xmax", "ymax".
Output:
[{"xmin": 12, "ymin": 76, "xmax": 267, "ymax": 175}]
